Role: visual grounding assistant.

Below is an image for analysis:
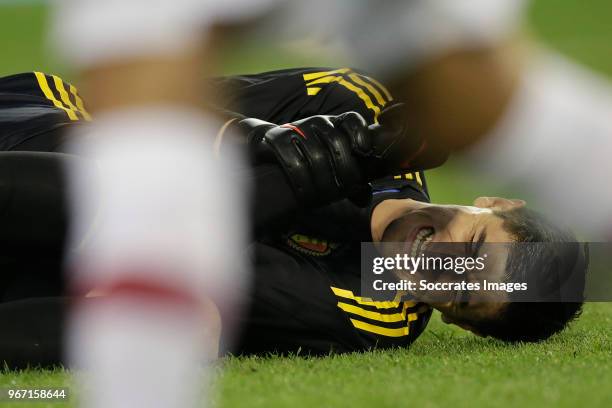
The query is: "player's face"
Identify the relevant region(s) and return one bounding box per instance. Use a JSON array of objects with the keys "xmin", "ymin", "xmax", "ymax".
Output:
[
  {"xmin": 373, "ymin": 196, "xmax": 526, "ymax": 329},
  {"xmin": 374, "ymin": 196, "xmax": 525, "ymax": 246}
]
